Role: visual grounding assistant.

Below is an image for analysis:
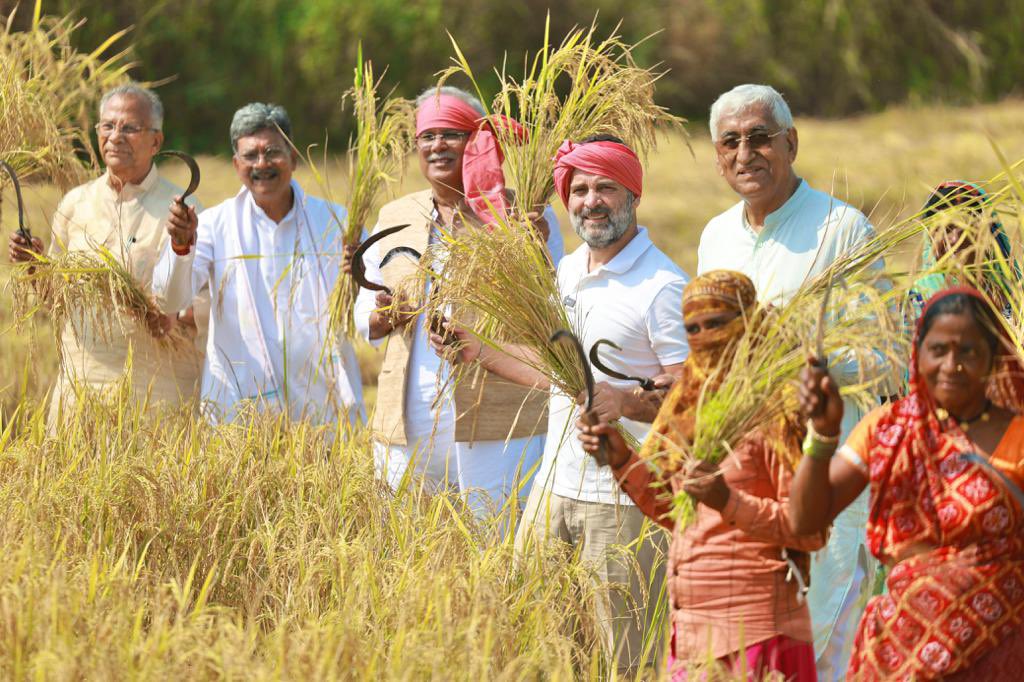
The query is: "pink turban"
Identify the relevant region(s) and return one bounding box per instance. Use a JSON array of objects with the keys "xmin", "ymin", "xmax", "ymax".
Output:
[
  {"xmin": 552, "ymin": 140, "xmax": 643, "ymax": 208},
  {"xmin": 416, "ymin": 93, "xmax": 525, "ymax": 224}
]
